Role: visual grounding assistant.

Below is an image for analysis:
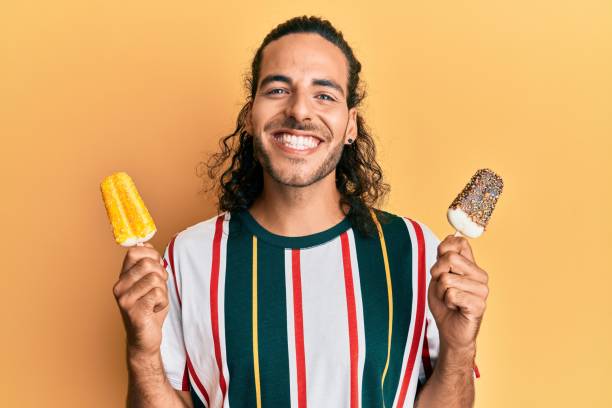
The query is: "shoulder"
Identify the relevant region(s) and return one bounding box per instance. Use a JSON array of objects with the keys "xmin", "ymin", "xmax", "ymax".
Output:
[
  {"xmin": 372, "ymin": 208, "xmax": 441, "ymax": 249},
  {"xmin": 374, "ymin": 209, "xmax": 443, "ymax": 280},
  {"xmin": 170, "ymin": 211, "xmax": 231, "ymax": 254}
]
